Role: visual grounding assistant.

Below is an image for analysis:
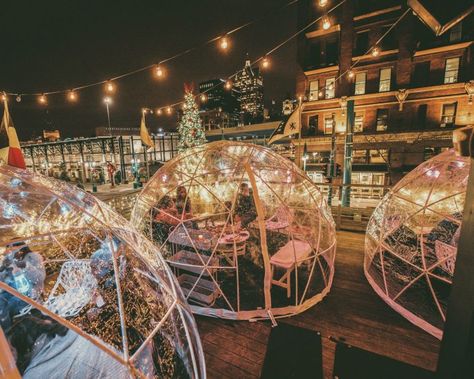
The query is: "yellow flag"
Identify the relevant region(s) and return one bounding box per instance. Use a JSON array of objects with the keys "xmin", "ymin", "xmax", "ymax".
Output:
[{"xmin": 140, "ymin": 113, "xmax": 154, "ymax": 147}]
